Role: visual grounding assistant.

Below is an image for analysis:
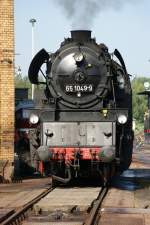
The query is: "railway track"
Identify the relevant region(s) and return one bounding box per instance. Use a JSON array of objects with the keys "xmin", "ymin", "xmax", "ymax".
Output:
[
  {"xmin": 84, "ymin": 187, "xmax": 108, "ymax": 225},
  {"xmin": 1, "ymin": 185, "xmax": 108, "ymax": 225},
  {"xmin": 1, "ymin": 185, "xmax": 54, "ymax": 225},
  {"xmin": 22, "ymin": 186, "xmax": 108, "ymax": 225}
]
